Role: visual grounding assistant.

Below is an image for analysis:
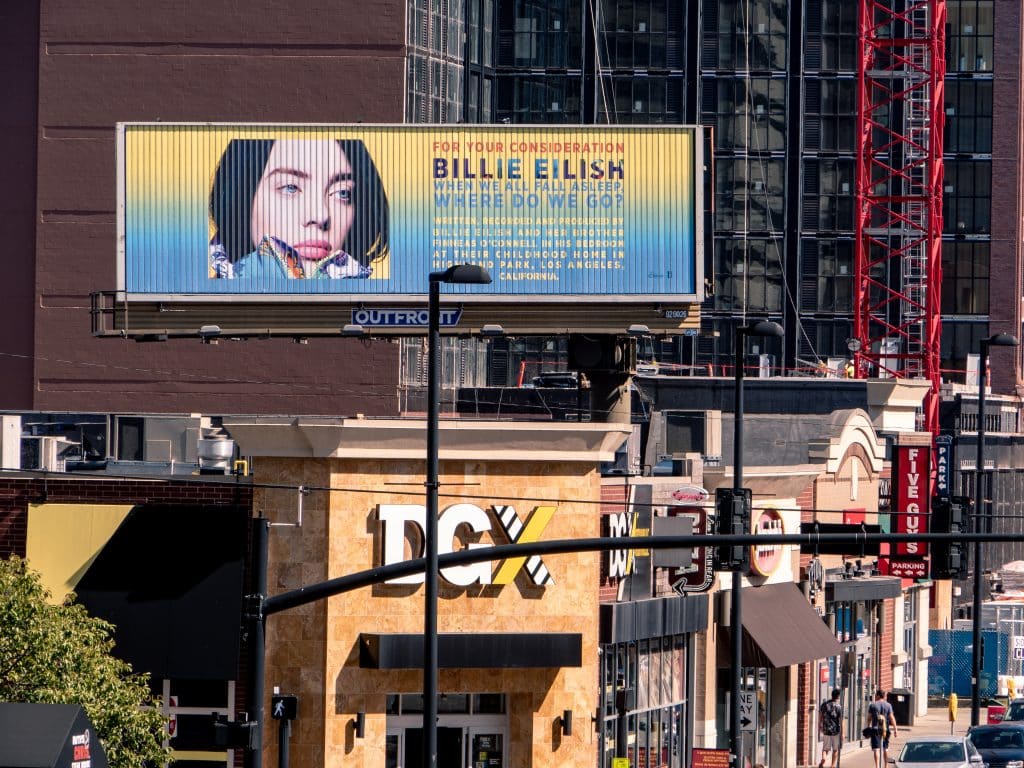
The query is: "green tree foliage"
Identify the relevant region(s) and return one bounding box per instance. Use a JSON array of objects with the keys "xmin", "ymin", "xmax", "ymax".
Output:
[{"xmin": 0, "ymin": 557, "xmax": 170, "ymax": 767}]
